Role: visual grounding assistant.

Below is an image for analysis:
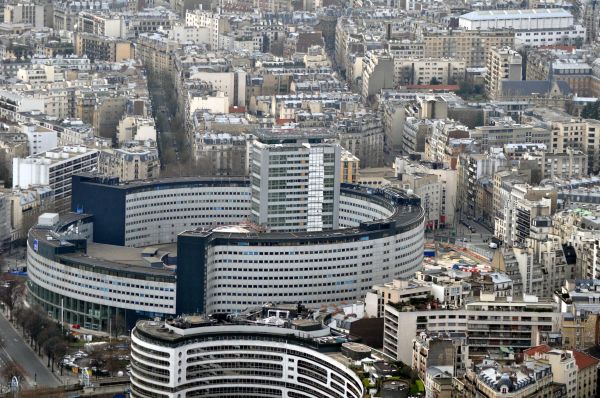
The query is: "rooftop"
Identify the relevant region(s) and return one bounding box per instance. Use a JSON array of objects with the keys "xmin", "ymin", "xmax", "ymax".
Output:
[
  {"xmin": 460, "ymin": 8, "xmax": 572, "ymax": 21},
  {"xmin": 133, "ymin": 302, "xmax": 356, "ymax": 347}
]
